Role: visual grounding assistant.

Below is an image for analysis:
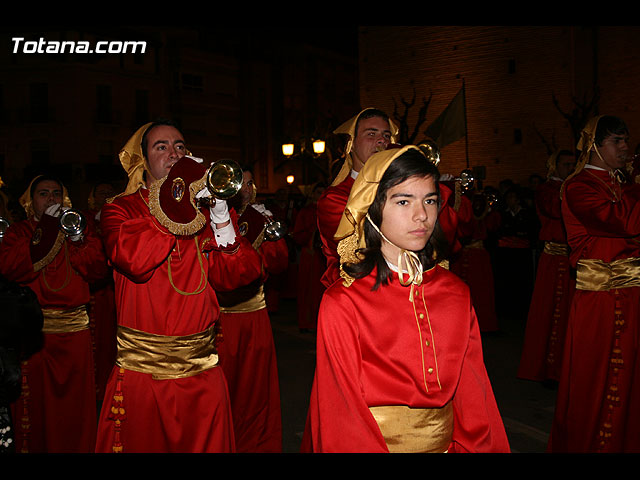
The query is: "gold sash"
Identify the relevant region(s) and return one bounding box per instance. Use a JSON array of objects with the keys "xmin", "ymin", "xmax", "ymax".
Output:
[
  {"xmin": 464, "ymin": 239, "xmax": 484, "ymax": 249},
  {"xmin": 115, "ymin": 324, "xmax": 218, "ymax": 380},
  {"xmin": 41, "ymin": 305, "xmax": 89, "ymax": 334},
  {"xmin": 369, "ymin": 403, "xmax": 453, "ymax": 453},
  {"xmin": 576, "ymin": 257, "xmax": 640, "ymax": 291},
  {"xmin": 543, "ymin": 241, "xmax": 569, "ymax": 256},
  {"xmin": 219, "ymin": 285, "xmax": 266, "ymax": 313}
]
